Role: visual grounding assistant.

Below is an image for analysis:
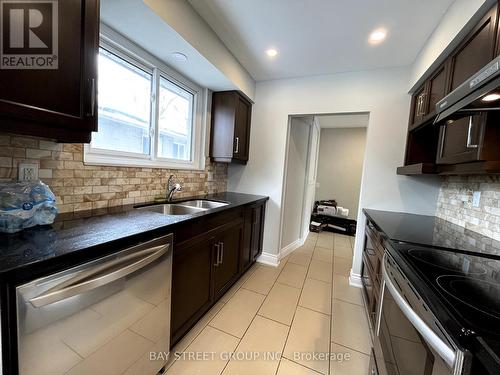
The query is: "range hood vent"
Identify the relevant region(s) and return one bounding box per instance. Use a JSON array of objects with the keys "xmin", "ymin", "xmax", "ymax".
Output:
[{"xmin": 435, "ymin": 56, "xmax": 500, "ymax": 124}]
